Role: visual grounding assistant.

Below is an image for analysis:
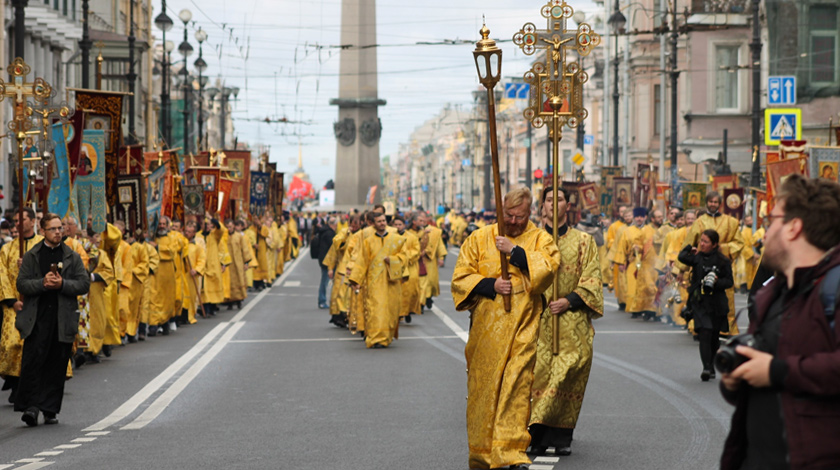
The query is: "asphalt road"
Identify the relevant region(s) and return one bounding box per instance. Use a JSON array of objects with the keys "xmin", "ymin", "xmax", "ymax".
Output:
[{"xmin": 0, "ymin": 245, "xmax": 746, "ymax": 470}]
